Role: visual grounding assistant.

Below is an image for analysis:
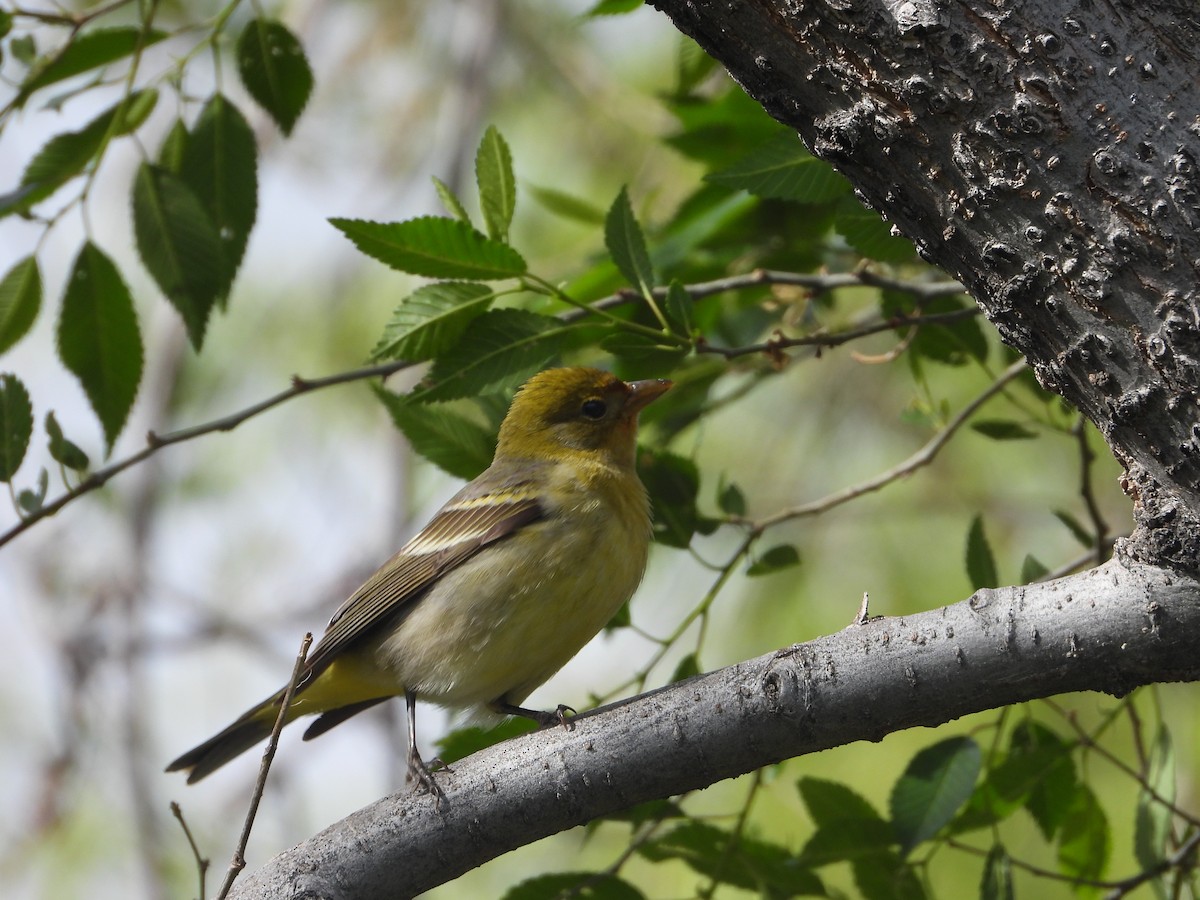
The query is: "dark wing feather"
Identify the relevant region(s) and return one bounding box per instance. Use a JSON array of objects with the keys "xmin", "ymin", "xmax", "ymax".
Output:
[{"xmin": 299, "ymin": 480, "xmax": 545, "ymax": 682}]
